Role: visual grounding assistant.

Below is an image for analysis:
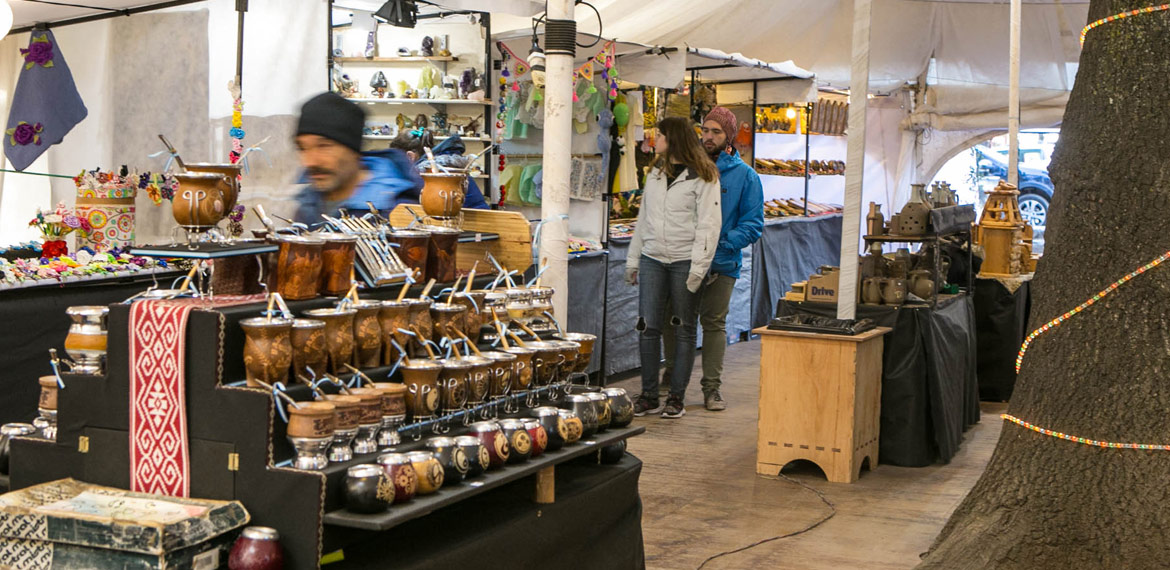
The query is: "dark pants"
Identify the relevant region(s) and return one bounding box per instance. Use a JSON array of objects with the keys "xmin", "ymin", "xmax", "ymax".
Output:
[{"xmin": 637, "ymin": 255, "xmax": 699, "ymax": 398}]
